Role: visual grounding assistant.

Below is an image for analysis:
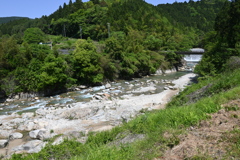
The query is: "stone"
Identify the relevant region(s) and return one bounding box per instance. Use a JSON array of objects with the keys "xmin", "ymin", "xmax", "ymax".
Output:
[
  {"xmin": 14, "ymin": 94, "xmax": 20, "ymax": 100},
  {"xmin": 0, "ymin": 140, "xmax": 8, "ymax": 148},
  {"xmin": 22, "ymin": 112, "xmax": 34, "ymax": 119},
  {"xmin": 103, "ymin": 93, "xmax": 110, "ymax": 99},
  {"xmin": 37, "ymin": 130, "xmax": 52, "ymax": 140},
  {"xmin": 75, "ymin": 88, "xmax": 80, "ymax": 91},
  {"xmin": 29, "ymin": 130, "xmax": 40, "ymax": 139},
  {"xmin": 164, "ymin": 86, "xmax": 169, "ymax": 90},
  {"xmin": 105, "ymin": 83, "xmax": 111, "ymax": 89},
  {"xmin": 79, "ymin": 85, "xmax": 87, "ymax": 89},
  {"xmin": 52, "ymin": 136, "xmax": 64, "ymax": 145},
  {"xmin": 12, "ymin": 140, "xmax": 46, "ymax": 153},
  {"xmin": 129, "ymin": 84, "xmax": 134, "ymax": 88},
  {"xmin": 0, "ymin": 130, "xmax": 11, "ymax": 138},
  {"xmin": 25, "ymin": 122, "xmax": 35, "ymax": 131},
  {"xmin": 9, "ymin": 132, "xmax": 23, "ymax": 140},
  {"xmin": 168, "ymin": 86, "xmax": 177, "ymax": 90},
  {"xmin": 93, "ymin": 95, "xmax": 102, "ymax": 100}
]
